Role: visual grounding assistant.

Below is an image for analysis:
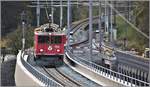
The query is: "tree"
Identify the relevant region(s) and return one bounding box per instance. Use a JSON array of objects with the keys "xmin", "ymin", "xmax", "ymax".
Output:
[
  {"xmin": 5, "ymin": 26, "xmax": 34, "ymax": 55},
  {"xmin": 134, "ymin": 1, "xmax": 149, "ymax": 36}
]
